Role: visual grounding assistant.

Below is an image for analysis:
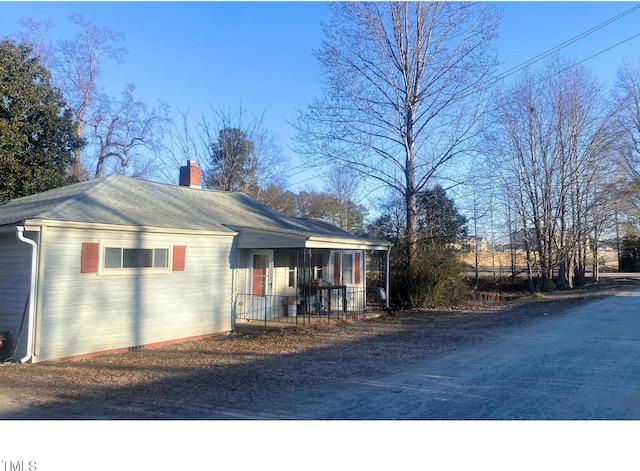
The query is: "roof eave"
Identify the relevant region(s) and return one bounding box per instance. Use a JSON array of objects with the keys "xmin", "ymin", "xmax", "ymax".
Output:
[
  {"xmin": 22, "ymin": 219, "xmax": 237, "ymax": 237},
  {"xmin": 306, "ymin": 236, "xmax": 393, "ymax": 250}
]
